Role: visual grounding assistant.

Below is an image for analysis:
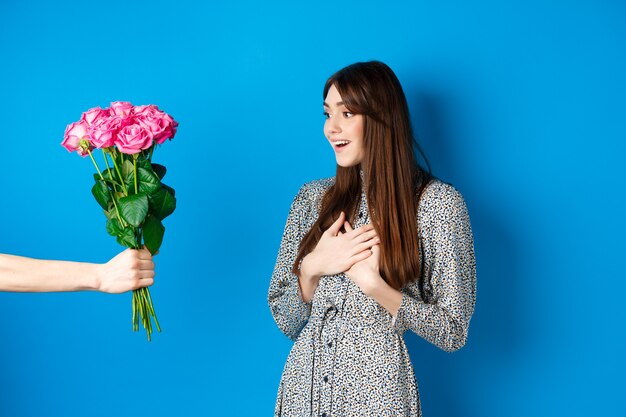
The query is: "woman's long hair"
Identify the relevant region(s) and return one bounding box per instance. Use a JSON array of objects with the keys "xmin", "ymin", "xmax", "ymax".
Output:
[{"xmin": 293, "ymin": 61, "xmax": 432, "ymax": 290}]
